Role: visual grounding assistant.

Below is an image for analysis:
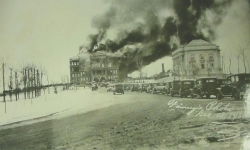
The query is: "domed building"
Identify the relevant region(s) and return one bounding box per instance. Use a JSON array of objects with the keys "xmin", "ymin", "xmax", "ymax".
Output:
[{"xmin": 172, "ymin": 39, "xmax": 223, "ymax": 79}]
